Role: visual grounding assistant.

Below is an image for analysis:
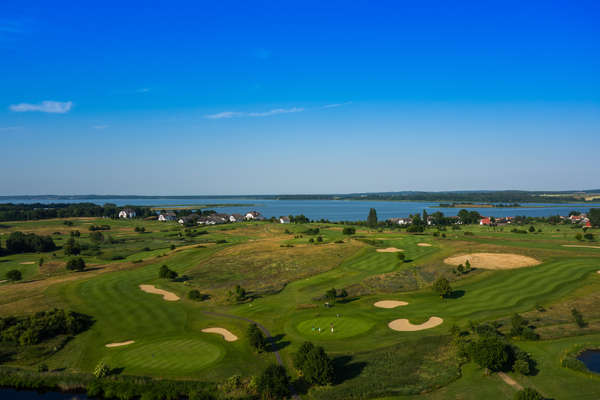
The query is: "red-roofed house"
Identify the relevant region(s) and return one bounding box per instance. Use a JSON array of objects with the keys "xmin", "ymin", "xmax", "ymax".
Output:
[{"xmin": 480, "ymin": 217, "xmax": 492, "ymax": 226}]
